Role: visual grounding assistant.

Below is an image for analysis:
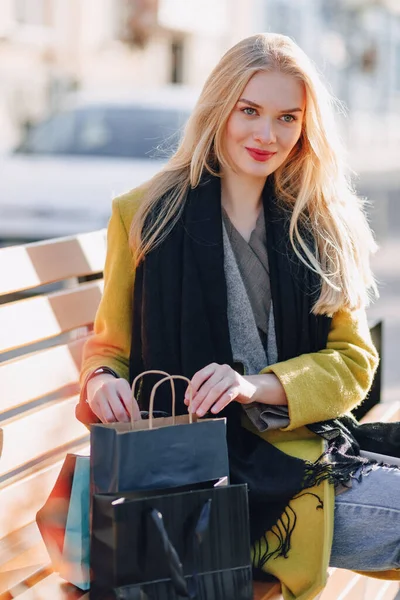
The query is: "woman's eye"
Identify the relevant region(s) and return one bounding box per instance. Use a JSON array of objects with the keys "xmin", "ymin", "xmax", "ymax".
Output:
[
  {"xmin": 280, "ymin": 114, "xmax": 296, "ymax": 123},
  {"xmin": 242, "ymin": 107, "xmax": 257, "ymax": 116}
]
